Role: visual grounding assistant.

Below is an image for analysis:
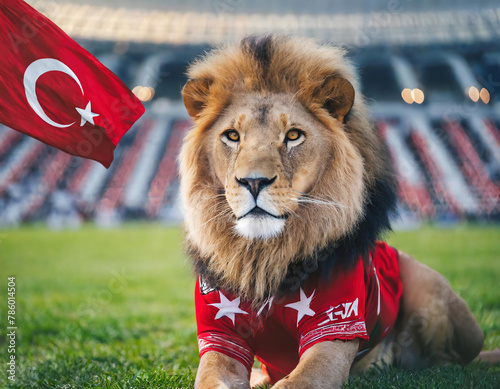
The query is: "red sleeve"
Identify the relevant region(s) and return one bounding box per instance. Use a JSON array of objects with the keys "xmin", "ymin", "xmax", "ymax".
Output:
[
  {"xmin": 195, "ymin": 277, "xmax": 255, "ymax": 374},
  {"xmin": 297, "ymin": 260, "xmax": 369, "ymax": 357}
]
